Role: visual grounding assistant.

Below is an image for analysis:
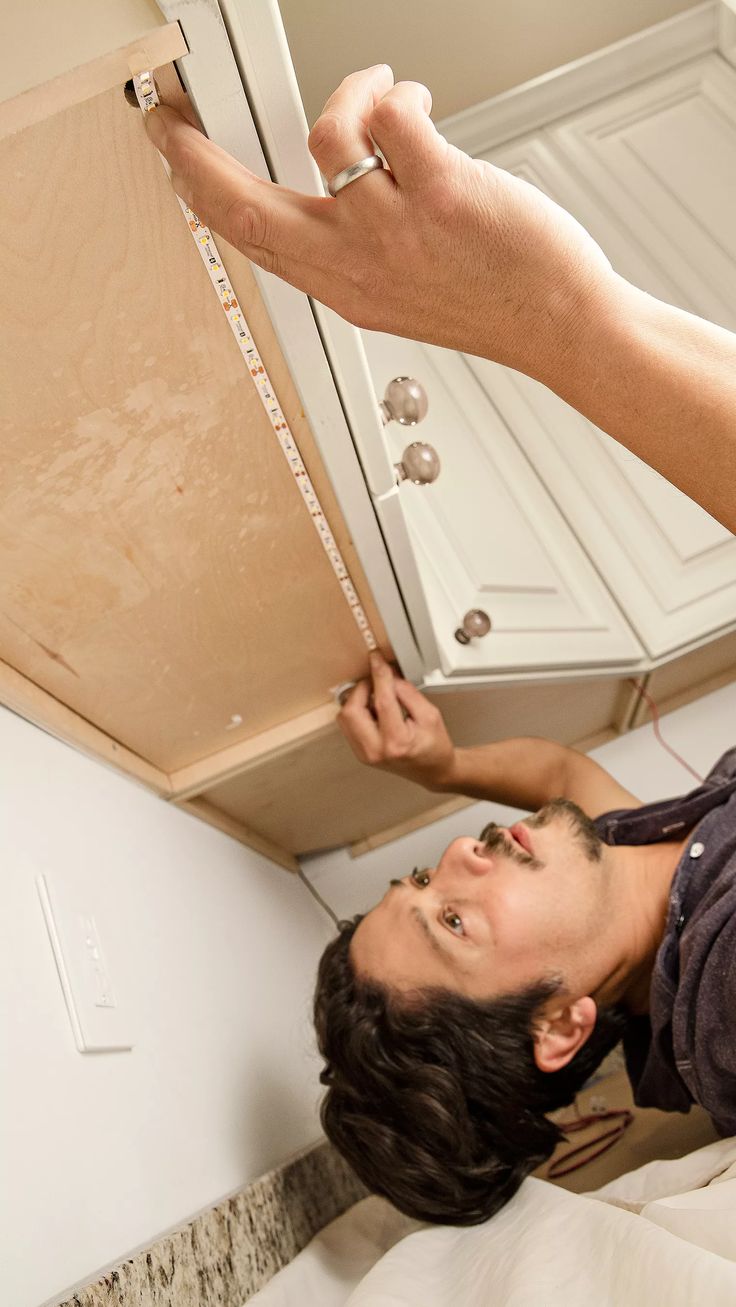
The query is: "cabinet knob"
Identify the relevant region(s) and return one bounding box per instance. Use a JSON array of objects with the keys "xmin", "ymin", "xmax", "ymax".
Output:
[
  {"xmin": 380, "ymin": 376, "xmax": 428, "ymax": 427},
  {"xmin": 454, "ymin": 609, "xmax": 492, "ymax": 644},
  {"xmin": 394, "ymin": 441, "xmax": 441, "ymax": 485}
]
